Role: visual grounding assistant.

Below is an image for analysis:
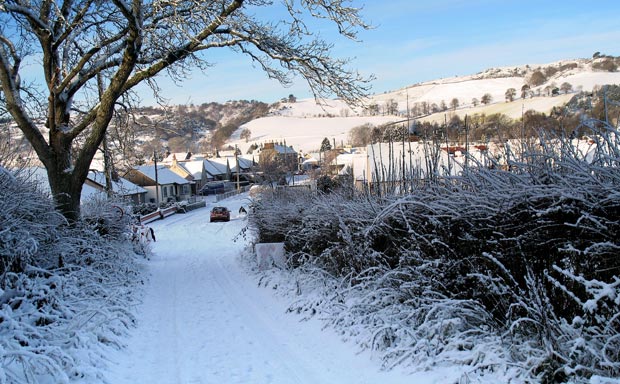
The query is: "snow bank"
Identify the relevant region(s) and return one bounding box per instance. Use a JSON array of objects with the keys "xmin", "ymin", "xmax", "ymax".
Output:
[{"xmin": 0, "ymin": 171, "xmax": 145, "ymax": 383}]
